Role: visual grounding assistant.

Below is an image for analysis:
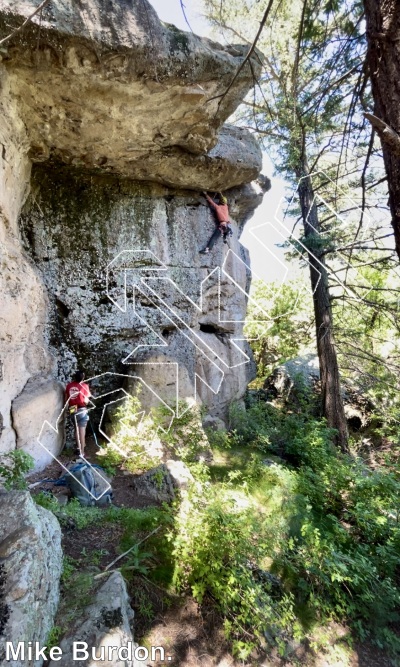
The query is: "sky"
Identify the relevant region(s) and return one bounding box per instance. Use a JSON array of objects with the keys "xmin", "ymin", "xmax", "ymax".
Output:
[{"xmin": 148, "ymin": 0, "xmax": 293, "ymax": 285}]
